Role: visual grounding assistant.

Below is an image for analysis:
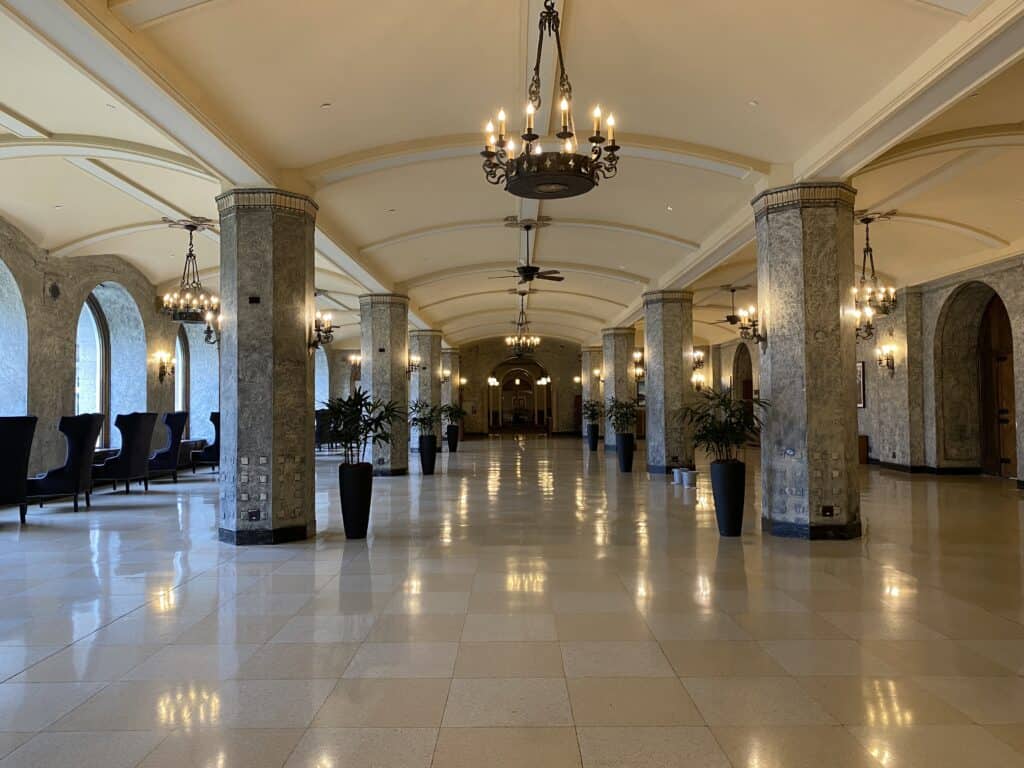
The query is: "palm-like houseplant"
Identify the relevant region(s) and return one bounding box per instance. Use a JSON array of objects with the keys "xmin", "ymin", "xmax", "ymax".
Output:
[
  {"xmin": 441, "ymin": 402, "xmax": 468, "ymax": 453},
  {"xmin": 605, "ymin": 397, "xmax": 639, "ymax": 472},
  {"xmin": 582, "ymin": 399, "xmax": 603, "ymax": 451},
  {"xmin": 324, "ymin": 388, "xmax": 402, "ymax": 539},
  {"xmin": 409, "ymin": 400, "xmax": 444, "ymax": 475},
  {"xmin": 682, "ymin": 388, "xmax": 768, "ymax": 536}
]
